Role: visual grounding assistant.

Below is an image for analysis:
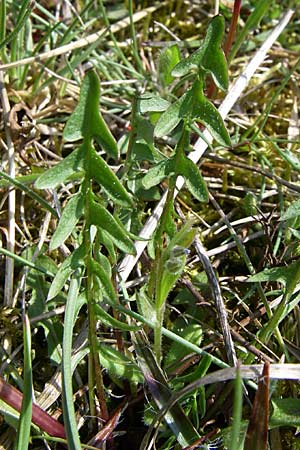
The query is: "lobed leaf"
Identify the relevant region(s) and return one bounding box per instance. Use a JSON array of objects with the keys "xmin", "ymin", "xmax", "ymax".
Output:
[
  {"xmin": 63, "ymin": 70, "xmax": 118, "ymax": 158},
  {"xmin": 181, "ymin": 79, "xmax": 231, "ymax": 146},
  {"xmin": 199, "ymin": 15, "xmax": 228, "ymax": 91},
  {"xmin": 172, "ymin": 15, "xmax": 228, "ymax": 91}
]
